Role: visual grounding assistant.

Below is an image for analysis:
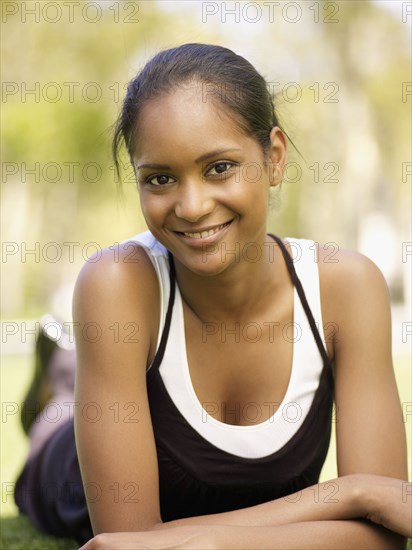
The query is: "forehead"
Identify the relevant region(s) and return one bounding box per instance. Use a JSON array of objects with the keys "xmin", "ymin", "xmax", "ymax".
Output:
[{"xmin": 133, "ymin": 83, "xmax": 256, "ymax": 162}]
